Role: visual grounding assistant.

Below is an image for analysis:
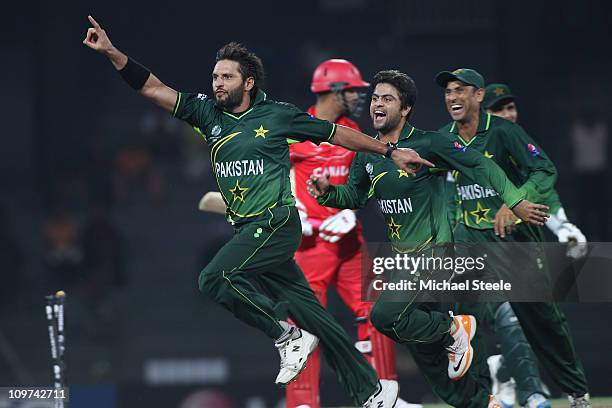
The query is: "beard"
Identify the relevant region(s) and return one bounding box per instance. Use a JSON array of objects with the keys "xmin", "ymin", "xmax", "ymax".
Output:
[
  {"xmin": 215, "ymin": 84, "xmax": 245, "ymax": 110},
  {"xmin": 374, "ymin": 113, "xmax": 402, "ymax": 134}
]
